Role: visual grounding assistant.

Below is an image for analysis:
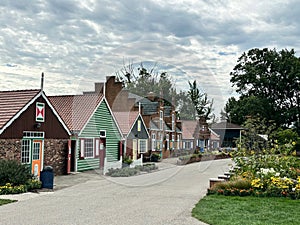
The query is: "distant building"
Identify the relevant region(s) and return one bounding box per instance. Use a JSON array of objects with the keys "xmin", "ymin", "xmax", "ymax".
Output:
[{"xmin": 210, "ymin": 121, "xmax": 244, "ymax": 148}]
